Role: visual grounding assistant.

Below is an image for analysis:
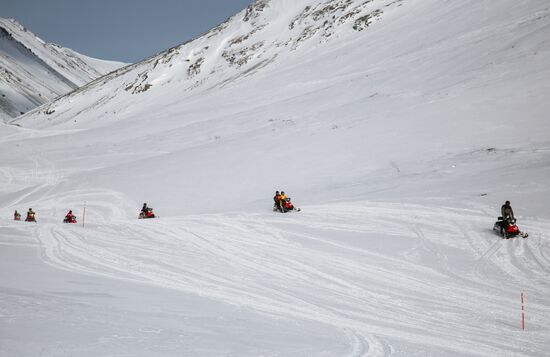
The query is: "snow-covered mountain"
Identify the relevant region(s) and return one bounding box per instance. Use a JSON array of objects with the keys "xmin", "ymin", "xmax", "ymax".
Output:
[
  {"xmin": 2, "ymin": 0, "xmax": 550, "ymax": 356},
  {"xmin": 0, "ymin": 18, "xmax": 125, "ymax": 122},
  {"xmin": 11, "ymin": 0, "xmax": 407, "ymax": 128}
]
